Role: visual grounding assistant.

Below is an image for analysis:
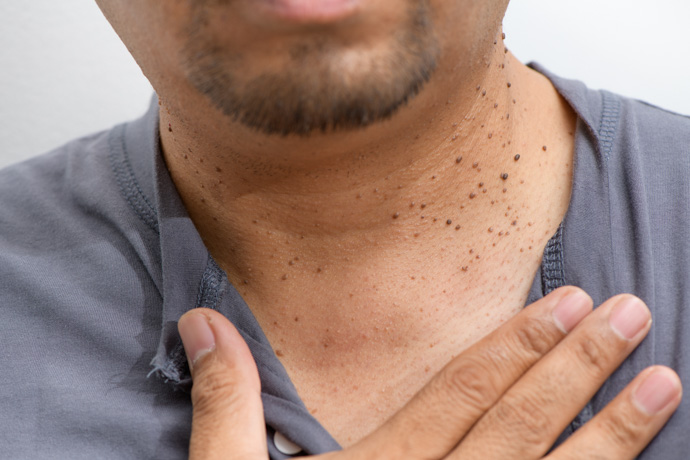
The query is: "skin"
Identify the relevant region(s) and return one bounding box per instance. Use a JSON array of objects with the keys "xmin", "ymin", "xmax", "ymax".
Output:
[{"xmin": 96, "ymin": 0, "xmax": 681, "ymax": 453}]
